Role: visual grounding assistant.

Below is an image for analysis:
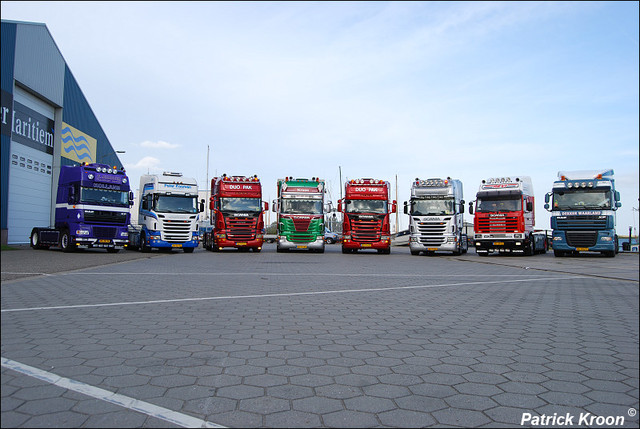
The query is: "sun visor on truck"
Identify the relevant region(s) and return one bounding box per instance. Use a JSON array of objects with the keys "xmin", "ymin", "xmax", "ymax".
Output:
[{"xmin": 476, "ymin": 190, "xmax": 522, "ymax": 198}]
